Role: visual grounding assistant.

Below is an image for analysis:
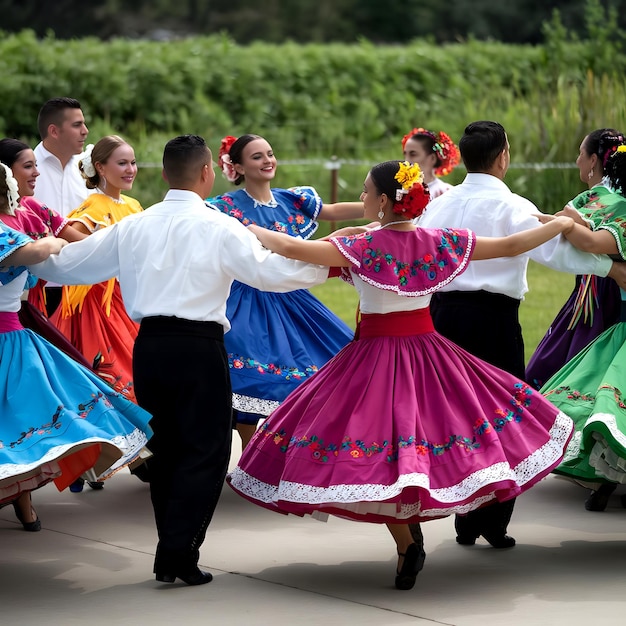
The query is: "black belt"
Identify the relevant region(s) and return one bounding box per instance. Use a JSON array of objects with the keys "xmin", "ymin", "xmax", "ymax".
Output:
[
  {"xmin": 139, "ymin": 315, "xmax": 224, "ymax": 340},
  {"xmin": 435, "ymin": 290, "xmax": 520, "ymax": 309}
]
